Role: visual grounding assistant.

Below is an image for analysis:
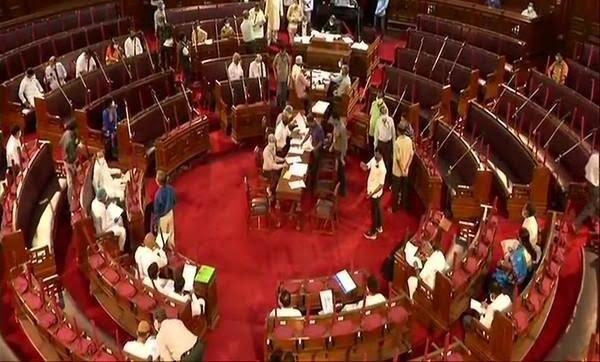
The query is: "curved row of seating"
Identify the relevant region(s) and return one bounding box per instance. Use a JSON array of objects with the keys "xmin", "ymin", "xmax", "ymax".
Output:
[{"xmin": 164, "ymin": 1, "xmax": 256, "ymax": 26}]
